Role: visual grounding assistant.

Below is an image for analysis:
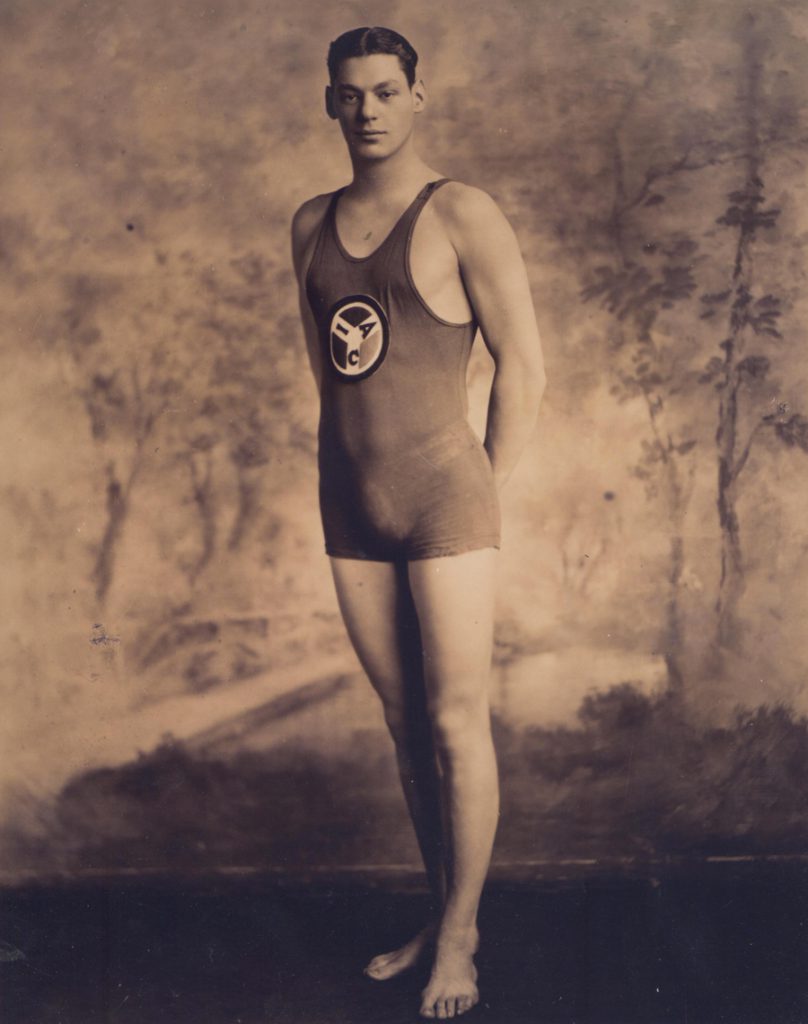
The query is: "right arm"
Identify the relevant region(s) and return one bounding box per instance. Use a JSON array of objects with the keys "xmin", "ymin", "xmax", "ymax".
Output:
[
  {"xmin": 435, "ymin": 184, "xmax": 546, "ymax": 490},
  {"xmin": 290, "ymin": 195, "xmax": 331, "ymax": 393}
]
